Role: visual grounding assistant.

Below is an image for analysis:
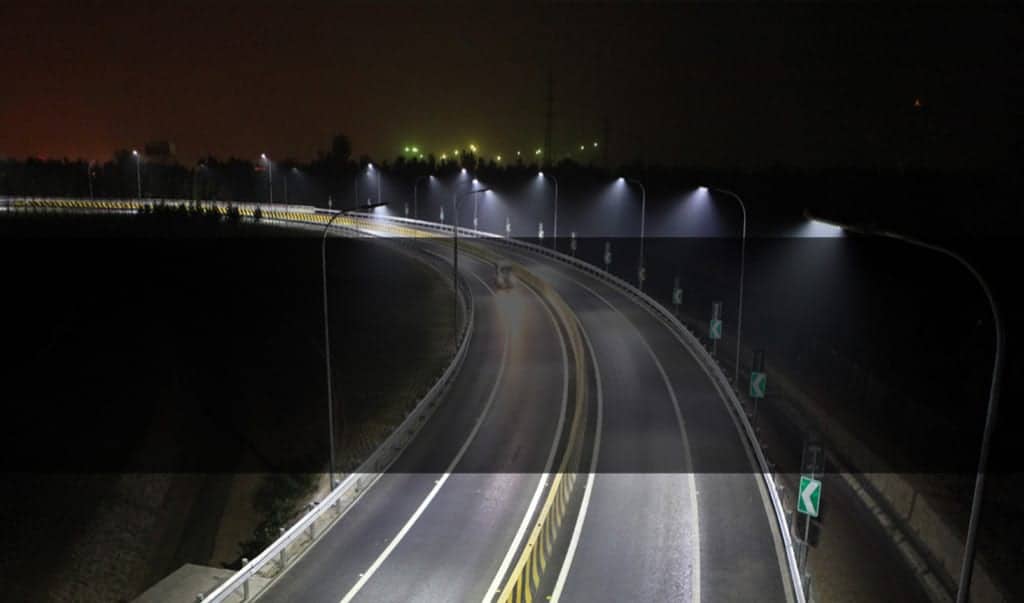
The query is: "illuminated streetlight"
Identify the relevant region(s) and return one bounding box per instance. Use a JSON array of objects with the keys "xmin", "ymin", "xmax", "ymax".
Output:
[
  {"xmin": 451, "ymin": 186, "xmax": 490, "ymax": 345},
  {"xmin": 806, "ymin": 212, "xmax": 1002, "ymax": 603},
  {"xmin": 260, "ymin": 153, "xmax": 273, "ymax": 205},
  {"xmin": 413, "ymin": 174, "xmax": 431, "ymax": 220},
  {"xmin": 538, "ymin": 171, "xmax": 559, "ymax": 251},
  {"xmin": 698, "ymin": 186, "xmax": 748, "ymax": 387},
  {"xmin": 131, "ymin": 150, "xmax": 142, "ymax": 200},
  {"xmin": 620, "ymin": 177, "xmax": 648, "ymax": 290}
]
